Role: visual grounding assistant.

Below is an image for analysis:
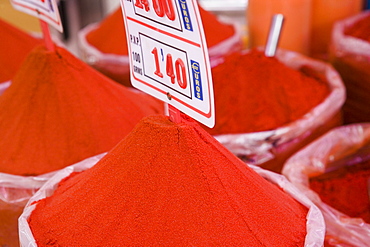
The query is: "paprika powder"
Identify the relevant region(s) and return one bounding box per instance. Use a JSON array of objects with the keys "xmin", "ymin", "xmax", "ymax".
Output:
[
  {"xmin": 282, "ymin": 123, "xmax": 370, "ymax": 246},
  {"xmin": 309, "ymin": 147, "xmax": 370, "ymax": 223},
  {"xmin": 0, "ymin": 44, "xmax": 163, "ymax": 176},
  {"xmin": 204, "ymin": 49, "xmax": 331, "ymax": 135},
  {"xmin": 0, "ymin": 18, "xmax": 41, "ymax": 83},
  {"xmin": 28, "ymin": 115, "xmax": 309, "ymax": 246}
]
